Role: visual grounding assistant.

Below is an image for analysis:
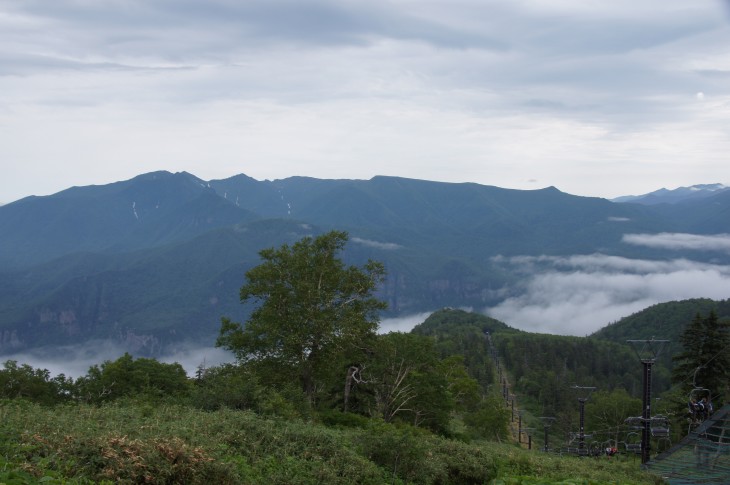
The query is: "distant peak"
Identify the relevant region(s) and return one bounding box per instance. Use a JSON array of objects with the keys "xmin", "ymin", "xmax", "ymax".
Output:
[
  {"xmin": 612, "ymin": 183, "xmax": 729, "ymax": 205},
  {"xmin": 133, "ymin": 170, "xmax": 174, "ymax": 180}
]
